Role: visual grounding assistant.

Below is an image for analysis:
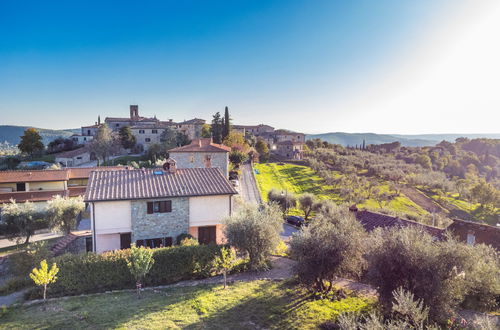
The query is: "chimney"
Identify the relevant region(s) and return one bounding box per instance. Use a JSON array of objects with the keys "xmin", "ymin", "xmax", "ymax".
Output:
[
  {"xmin": 130, "ymin": 105, "xmax": 139, "ymax": 120},
  {"xmin": 98, "ymin": 115, "xmax": 101, "ymax": 125},
  {"xmin": 198, "ymin": 139, "xmax": 202, "ymax": 147},
  {"xmin": 349, "ymin": 204, "xmax": 358, "ymax": 212},
  {"xmin": 163, "ymin": 158, "xmax": 177, "ymax": 174}
]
